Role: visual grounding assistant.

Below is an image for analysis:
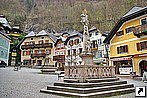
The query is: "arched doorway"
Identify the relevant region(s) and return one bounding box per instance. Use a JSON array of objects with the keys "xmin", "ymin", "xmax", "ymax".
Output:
[{"xmin": 139, "ymin": 60, "xmax": 147, "ymax": 76}]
